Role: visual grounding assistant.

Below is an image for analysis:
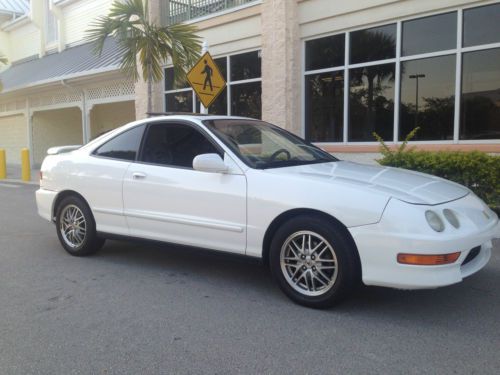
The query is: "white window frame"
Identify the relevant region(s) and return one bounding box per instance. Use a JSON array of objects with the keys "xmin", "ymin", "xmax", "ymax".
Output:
[
  {"xmin": 164, "ymin": 48, "xmax": 262, "ymax": 117},
  {"xmin": 44, "ymin": 0, "xmax": 59, "ymax": 47},
  {"xmin": 302, "ymin": 1, "xmax": 500, "ymax": 145}
]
